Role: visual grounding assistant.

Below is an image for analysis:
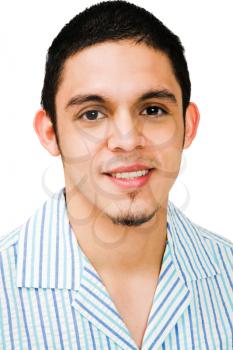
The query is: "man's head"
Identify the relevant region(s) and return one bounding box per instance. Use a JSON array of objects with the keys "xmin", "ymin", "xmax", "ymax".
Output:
[
  {"xmin": 40, "ymin": 0, "xmax": 191, "ymax": 142},
  {"xmin": 34, "ymin": 0, "xmax": 199, "ymax": 229}
]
